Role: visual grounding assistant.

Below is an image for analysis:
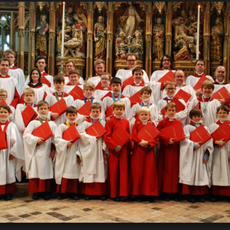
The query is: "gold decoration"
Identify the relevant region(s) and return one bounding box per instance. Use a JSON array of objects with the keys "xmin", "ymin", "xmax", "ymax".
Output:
[
  {"xmin": 153, "ymin": 2, "xmax": 166, "ymax": 14},
  {"xmin": 36, "ymin": 2, "xmax": 49, "ymax": 12},
  {"xmin": 211, "ymin": 2, "xmax": 224, "ymax": 15},
  {"xmin": 94, "ymin": 2, "xmax": 107, "ymax": 13}
]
